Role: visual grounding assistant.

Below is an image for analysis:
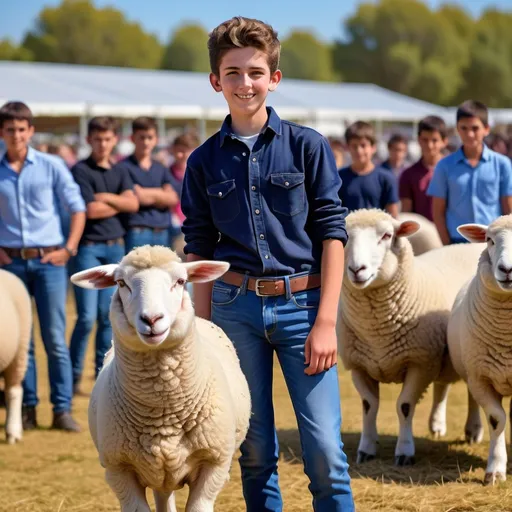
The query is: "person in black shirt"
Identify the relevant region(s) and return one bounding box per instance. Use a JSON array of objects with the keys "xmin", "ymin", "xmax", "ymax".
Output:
[{"xmin": 70, "ymin": 116, "xmax": 138, "ymax": 394}]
